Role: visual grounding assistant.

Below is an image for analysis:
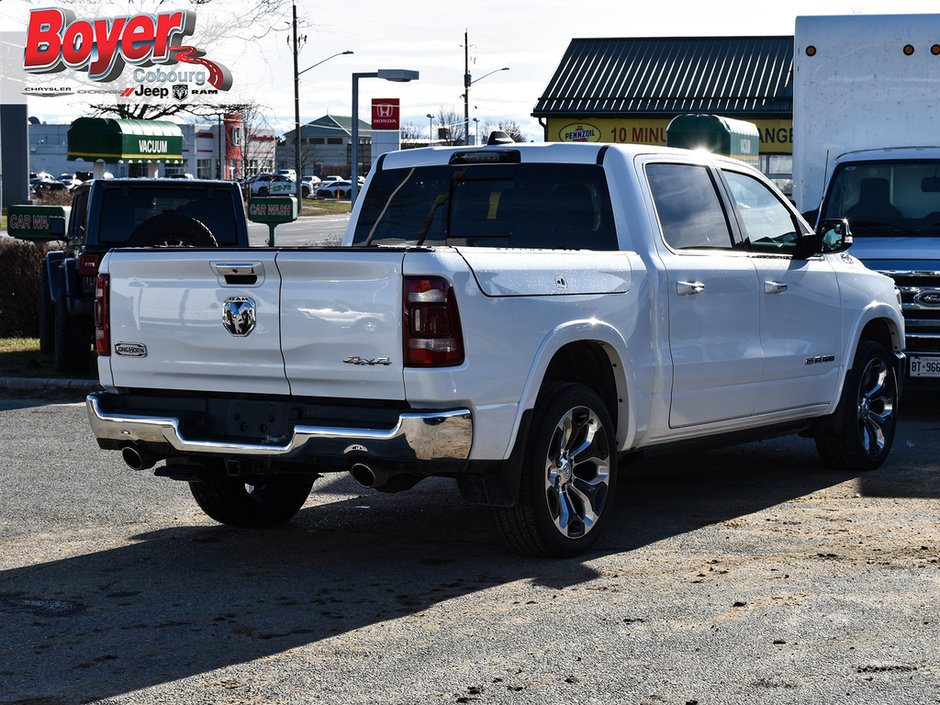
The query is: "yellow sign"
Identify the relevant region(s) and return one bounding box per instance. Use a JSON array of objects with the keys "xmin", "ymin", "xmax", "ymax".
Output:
[{"xmin": 547, "ymin": 117, "xmax": 793, "ymax": 153}]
